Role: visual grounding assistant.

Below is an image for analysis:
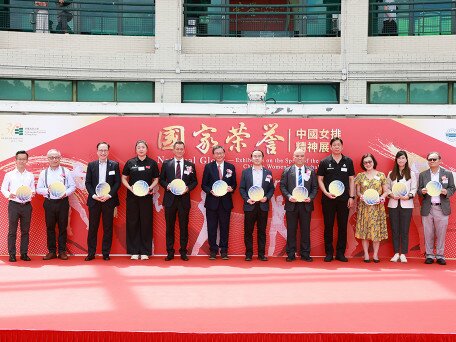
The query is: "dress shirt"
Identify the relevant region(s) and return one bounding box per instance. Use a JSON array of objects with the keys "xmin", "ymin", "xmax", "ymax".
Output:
[
  {"xmin": 430, "ymin": 169, "xmax": 440, "ymax": 204},
  {"xmin": 1, "ymin": 168, "xmax": 35, "ymax": 203},
  {"xmin": 252, "ymin": 167, "xmax": 263, "ymax": 187},
  {"xmin": 98, "ymin": 160, "xmax": 107, "ymax": 184},
  {"xmin": 36, "ymin": 166, "xmax": 76, "ymax": 199}
]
